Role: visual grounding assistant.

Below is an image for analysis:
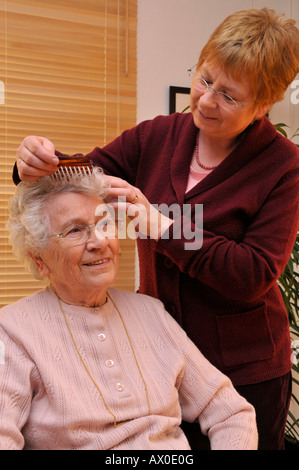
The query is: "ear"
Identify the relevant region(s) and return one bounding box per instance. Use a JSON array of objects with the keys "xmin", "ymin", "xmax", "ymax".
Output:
[
  {"xmin": 28, "ymin": 252, "xmax": 50, "ymax": 277},
  {"xmin": 254, "ymin": 103, "xmax": 271, "ymax": 120}
]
